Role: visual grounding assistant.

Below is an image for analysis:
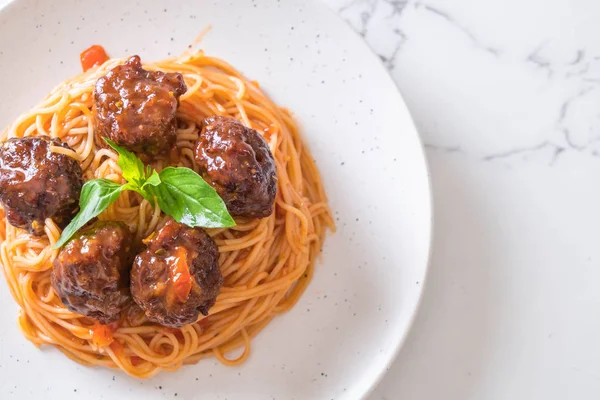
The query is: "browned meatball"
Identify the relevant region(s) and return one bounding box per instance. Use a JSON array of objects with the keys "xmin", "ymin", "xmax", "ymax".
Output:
[
  {"xmin": 194, "ymin": 116, "xmax": 277, "ymax": 218},
  {"xmin": 51, "ymin": 221, "xmax": 134, "ymax": 324},
  {"xmin": 0, "ymin": 136, "xmax": 83, "ymax": 235},
  {"xmin": 131, "ymin": 220, "xmax": 222, "ymax": 327},
  {"xmin": 93, "ymin": 55, "xmax": 187, "ymax": 156}
]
